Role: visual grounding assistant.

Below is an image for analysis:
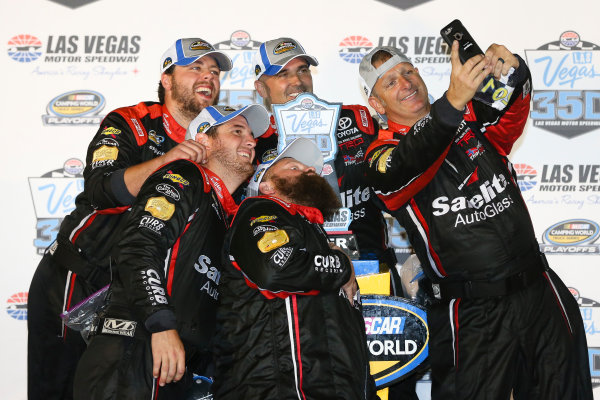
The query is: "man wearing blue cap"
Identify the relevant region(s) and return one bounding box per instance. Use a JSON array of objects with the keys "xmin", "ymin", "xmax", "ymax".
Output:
[
  {"xmin": 252, "ymin": 37, "xmax": 398, "ymax": 289},
  {"xmin": 213, "ymin": 137, "xmax": 378, "ymax": 400},
  {"xmin": 73, "ymin": 104, "xmax": 269, "ymax": 400},
  {"xmin": 27, "ymin": 37, "xmax": 232, "ymax": 400}
]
